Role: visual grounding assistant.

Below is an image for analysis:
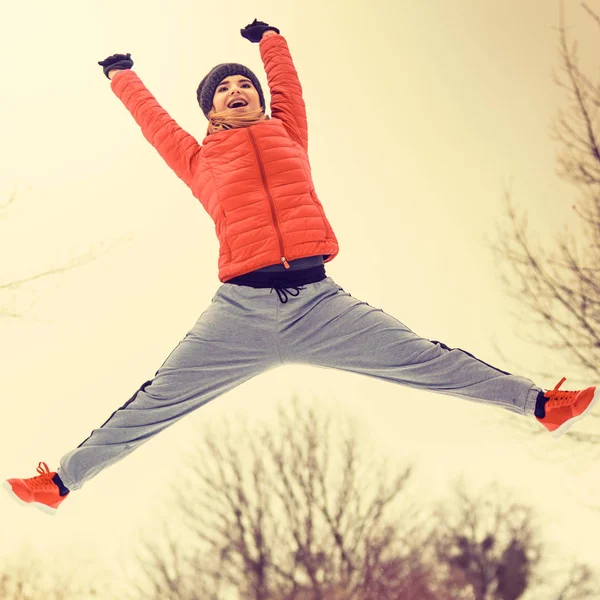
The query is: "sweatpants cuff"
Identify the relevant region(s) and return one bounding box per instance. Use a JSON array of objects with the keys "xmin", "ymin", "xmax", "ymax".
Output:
[
  {"xmin": 524, "ymin": 384, "xmax": 541, "ymax": 417},
  {"xmin": 55, "ymin": 466, "xmax": 78, "ymax": 492}
]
